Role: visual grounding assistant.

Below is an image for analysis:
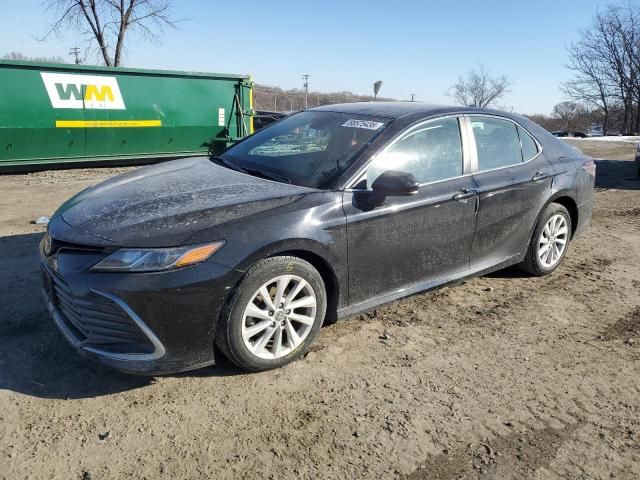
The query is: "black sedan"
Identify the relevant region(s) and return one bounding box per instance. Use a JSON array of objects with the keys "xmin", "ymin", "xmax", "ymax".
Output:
[{"xmin": 40, "ymin": 103, "xmax": 595, "ymax": 374}]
